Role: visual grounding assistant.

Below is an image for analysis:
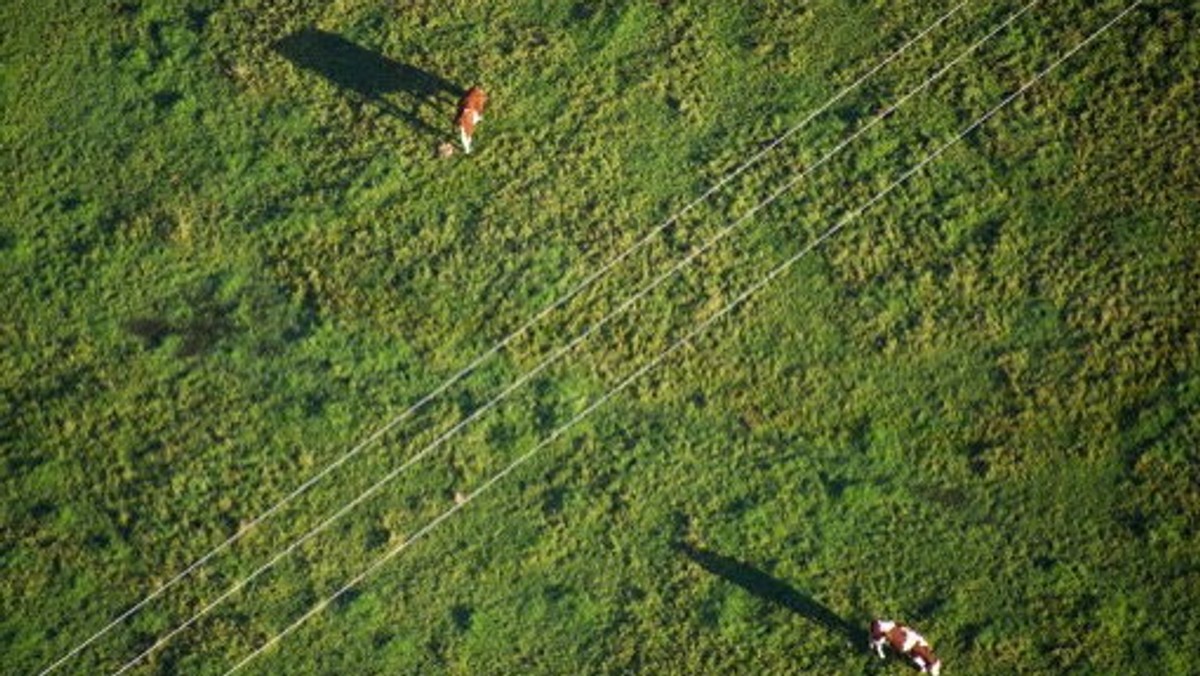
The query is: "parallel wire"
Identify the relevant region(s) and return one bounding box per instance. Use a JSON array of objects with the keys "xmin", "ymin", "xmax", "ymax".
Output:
[
  {"xmin": 109, "ymin": 4, "xmax": 1025, "ymax": 673},
  {"xmin": 224, "ymin": 2, "xmax": 1144, "ymax": 672},
  {"xmin": 37, "ymin": 5, "xmax": 968, "ymax": 673}
]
